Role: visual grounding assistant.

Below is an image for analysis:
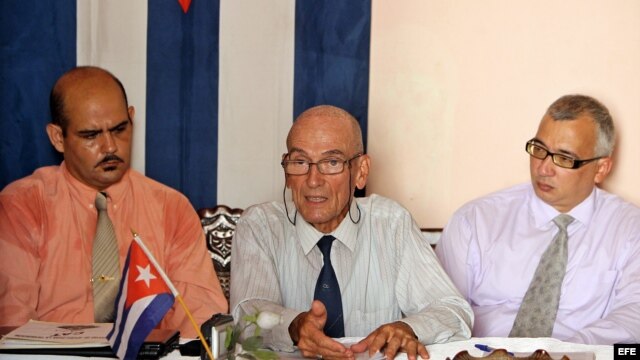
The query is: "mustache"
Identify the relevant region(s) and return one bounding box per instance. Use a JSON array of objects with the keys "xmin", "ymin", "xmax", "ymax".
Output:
[{"xmin": 96, "ymin": 154, "xmax": 124, "ymax": 167}]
